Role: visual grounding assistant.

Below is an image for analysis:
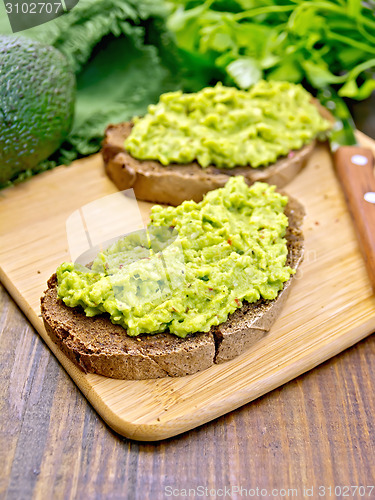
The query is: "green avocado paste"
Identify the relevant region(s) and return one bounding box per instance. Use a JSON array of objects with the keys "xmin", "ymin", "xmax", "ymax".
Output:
[
  {"xmin": 57, "ymin": 178, "xmax": 295, "ymax": 338},
  {"xmin": 124, "ymin": 80, "xmax": 330, "ymax": 169}
]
